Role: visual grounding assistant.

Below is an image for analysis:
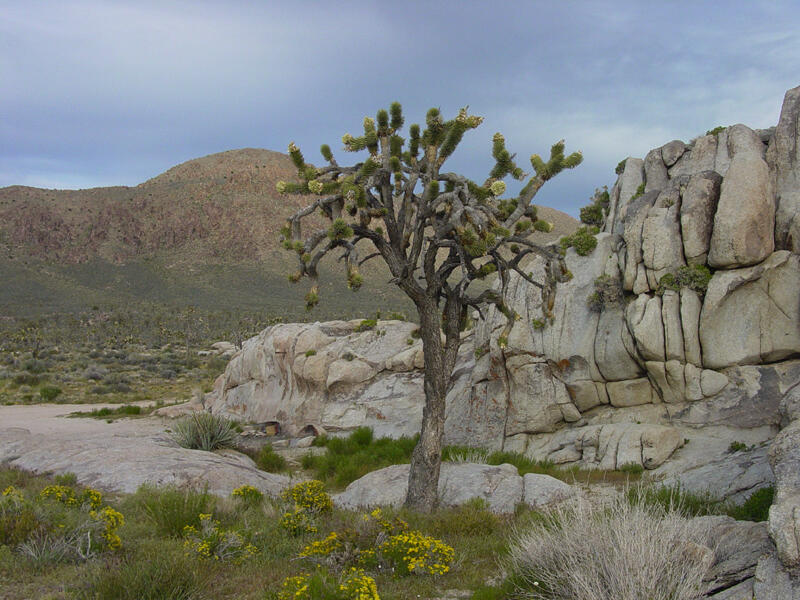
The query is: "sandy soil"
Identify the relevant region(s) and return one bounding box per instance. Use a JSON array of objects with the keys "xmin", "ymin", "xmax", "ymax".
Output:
[{"xmin": 0, "ymin": 402, "xmax": 168, "ymax": 436}]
